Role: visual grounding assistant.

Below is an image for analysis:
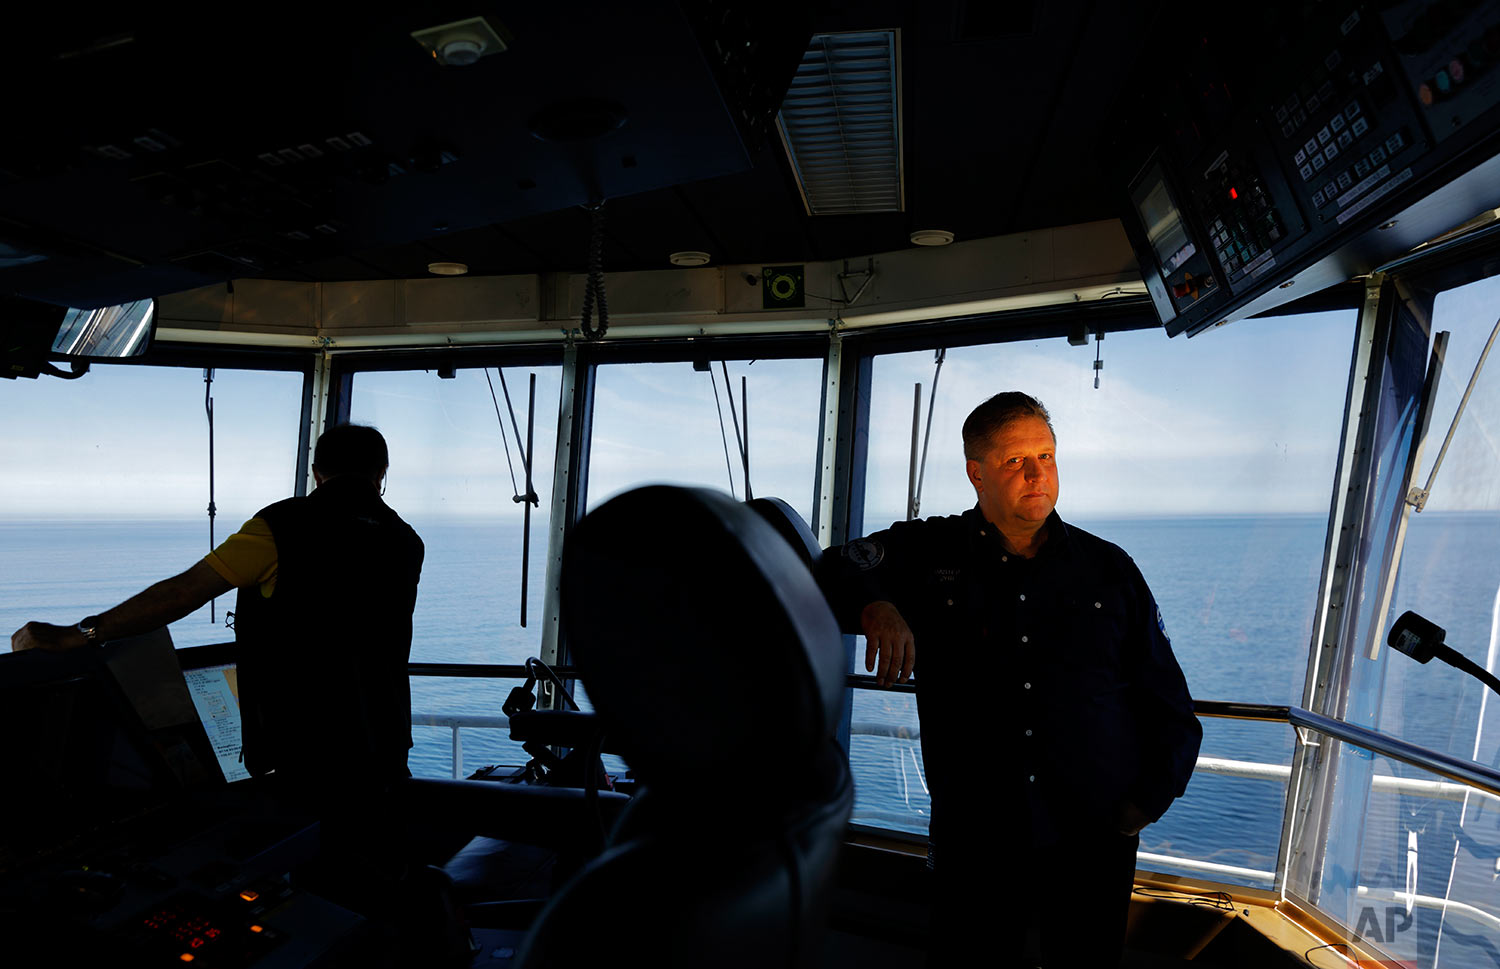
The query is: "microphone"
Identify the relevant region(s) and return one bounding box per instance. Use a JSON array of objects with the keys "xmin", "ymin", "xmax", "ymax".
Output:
[
  {"xmin": 1388, "ymin": 611, "xmax": 1445, "ymax": 664},
  {"xmin": 1388, "ymin": 611, "xmax": 1500, "ymax": 697}
]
